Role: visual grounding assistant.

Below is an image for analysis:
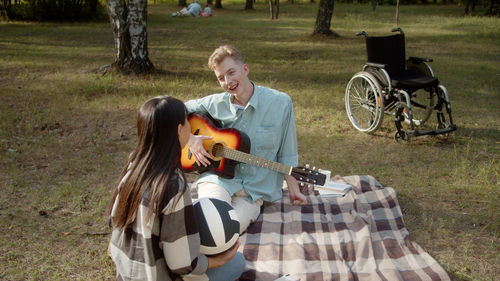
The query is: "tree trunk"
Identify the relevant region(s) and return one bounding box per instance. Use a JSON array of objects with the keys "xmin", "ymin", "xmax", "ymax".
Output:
[
  {"xmin": 276, "ymin": 0, "xmax": 279, "ymax": 19},
  {"xmin": 3, "ymin": 0, "xmax": 13, "ymax": 19},
  {"xmin": 89, "ymin": 0, "xmax": 98, "ymax": 16},
  {"xmin": 106, "ymin": 0, "xmax": 155, "ymax": 74},
  {"xmin": 215, "ymin": 0, "xmax": 222, "ymax": 9},
  {"xmin": 313, "ymin": 0, "xmax": 334, "ymax": 35},
  {"xmin": 107, "ymin": 0, "xmax": 130, "ymax": 65},
  {"xmin": 371, "ymin": 0, "xmax": 376, "ymax": 11},
  {"xmin": 395, "ymin": 0, "xmax": 400, "ymax": 26},
  {"xmin": 486, "ymin": 0, "xmax": 499, "ymax": 16},
  {"xmin": 464, "ymin": 0, "xmax": 476, "ymax": 15},
  {"xmin": 269, "ymin": 0, "xmax": 279, "ymax": 19},
  {"xmin": 269, "ymin": 0, "xmax": 274, "ymax": 19},
  {"xmin": 178, "ymin": 0, "xmax": 187, "ymax": 6},
  {"xmin": 245, "ymin": 0, "xmax": 253, "ymax": 9}
]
